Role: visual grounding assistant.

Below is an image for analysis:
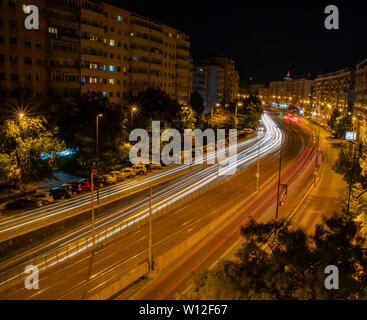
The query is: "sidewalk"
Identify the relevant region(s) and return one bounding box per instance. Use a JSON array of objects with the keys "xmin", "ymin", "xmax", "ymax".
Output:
[{"xmin": 294, "ymin": 127, "xmax": 347, "ymax": 233}]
